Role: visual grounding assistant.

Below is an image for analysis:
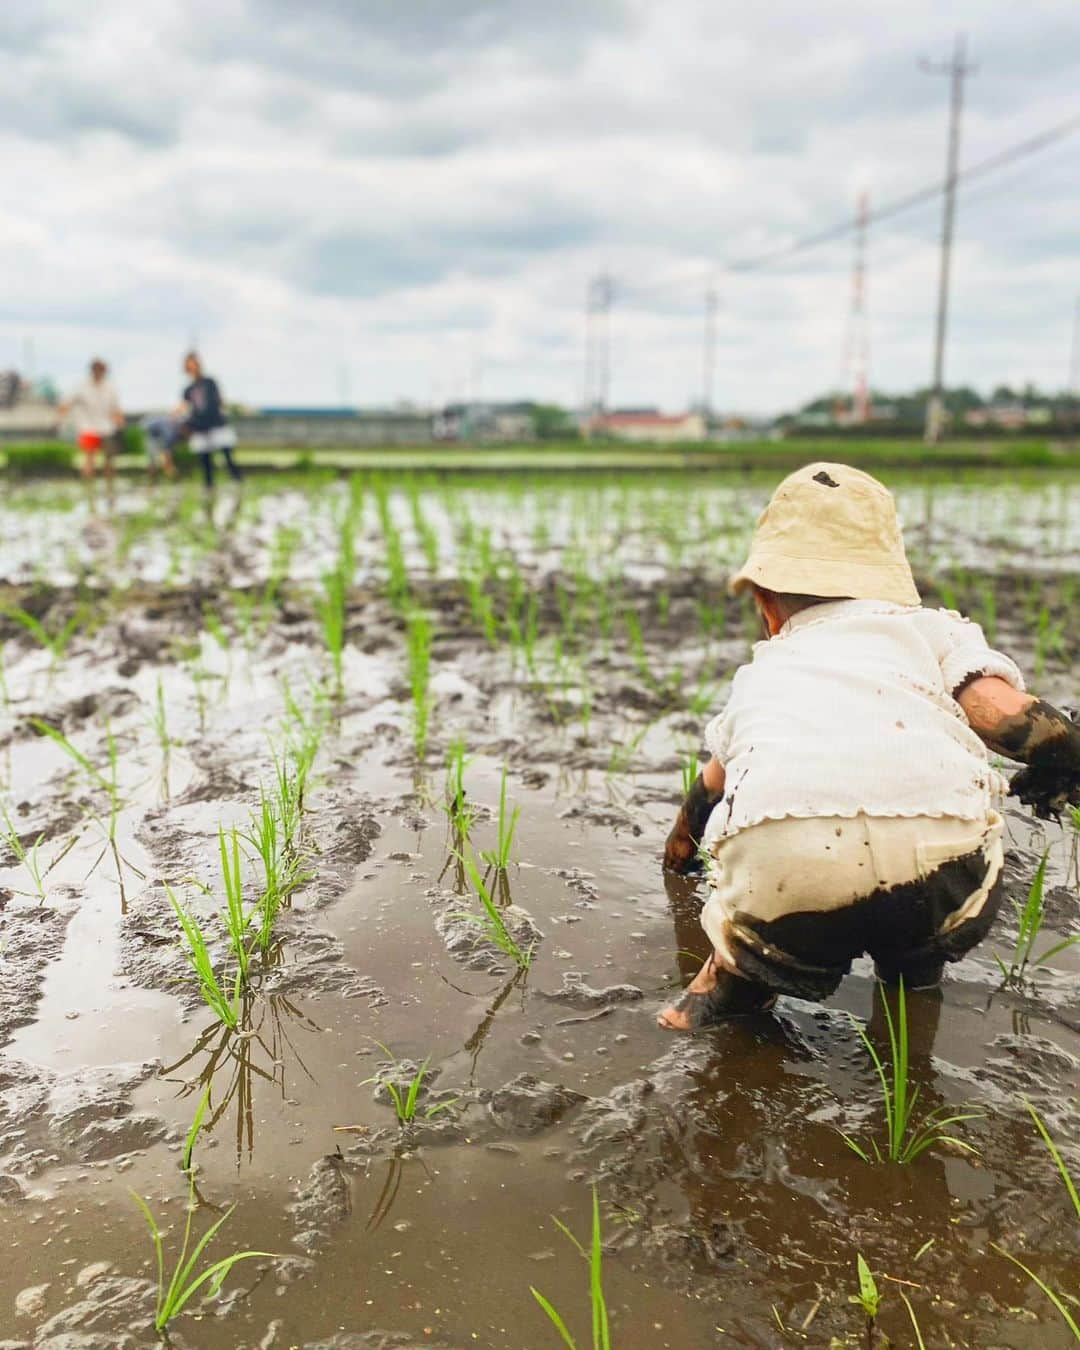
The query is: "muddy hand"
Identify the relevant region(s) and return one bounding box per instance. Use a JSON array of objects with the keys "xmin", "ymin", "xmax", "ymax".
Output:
[
  {"xmin": 662, "ymin": 771, "xmax": 723, "ymax": 874},
  {"xmin": 1008, "ymin": 763, "xmax": 1080, "ymax": 821},
  {"xmin": 996, "ymin": 699, "xmax": 1080, "ymax": 821}
]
